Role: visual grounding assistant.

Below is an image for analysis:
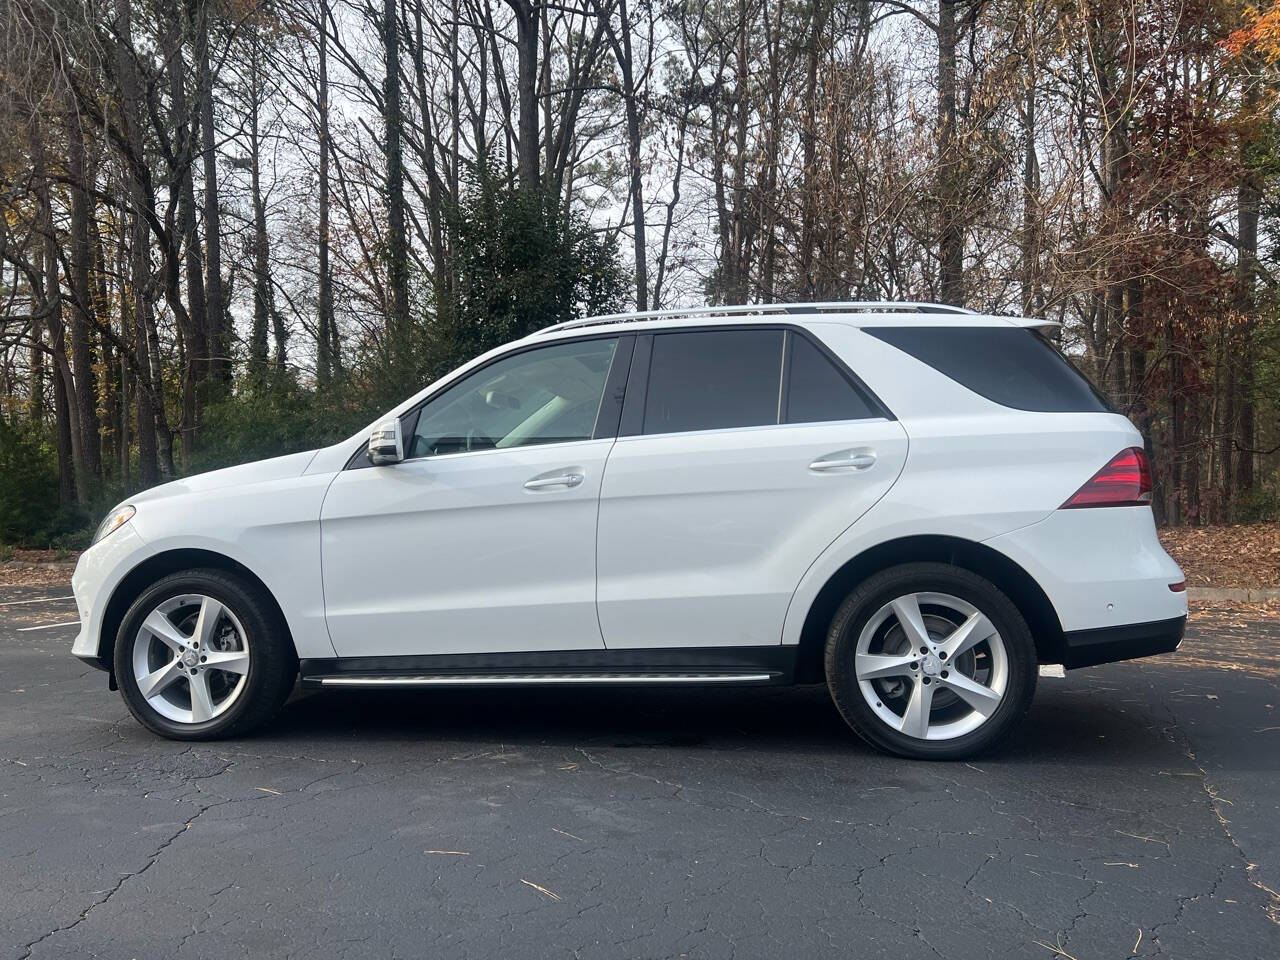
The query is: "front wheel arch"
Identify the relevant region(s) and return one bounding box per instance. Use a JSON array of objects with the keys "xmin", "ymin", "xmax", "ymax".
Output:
[
  {"xmin": 97, "ymin": 549, "xmax": 294, "ymax": 674},
  {"xmin": 794, "ymin": 535, "xmax": 1064, "ymax": 684}
]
